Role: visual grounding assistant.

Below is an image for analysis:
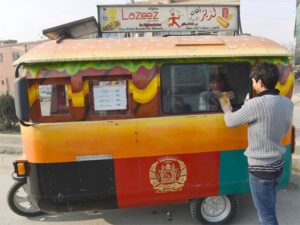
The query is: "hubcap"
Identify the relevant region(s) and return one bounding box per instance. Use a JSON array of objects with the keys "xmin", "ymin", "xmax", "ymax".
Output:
[
  {"xmin": 201, "ymin": 196, "xmax": 231, "ymax": 222},
  {"xmin": 13, "ymin": 183, "xmax": 40, "ymax": 214}
]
